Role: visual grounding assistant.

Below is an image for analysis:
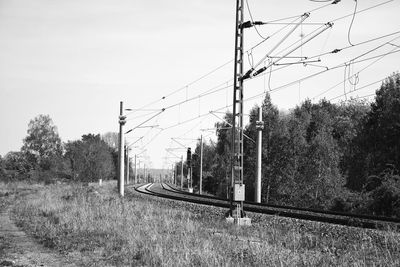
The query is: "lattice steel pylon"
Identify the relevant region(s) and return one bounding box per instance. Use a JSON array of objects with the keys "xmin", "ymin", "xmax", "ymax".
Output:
[{"xmin": 229, "ymin": 0, "xmax": 245, "ymax": 219}]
